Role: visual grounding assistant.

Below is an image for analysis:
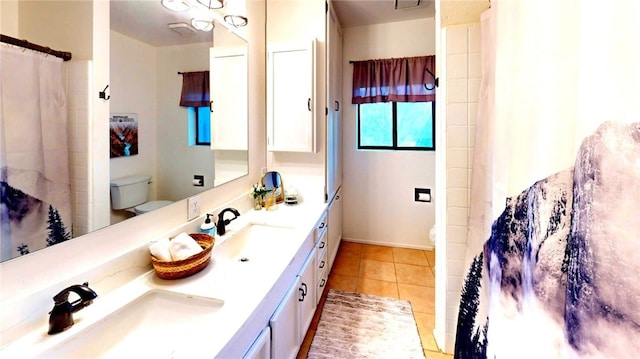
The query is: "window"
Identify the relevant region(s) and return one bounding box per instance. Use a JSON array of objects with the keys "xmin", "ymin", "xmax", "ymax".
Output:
[
  {"xmin": 189, "ymin": 107, "xmax": 211, "ymax": 146},
  {"xmin": 358, "ymin": 101, "xmax": 435, "ymax": 151}
]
